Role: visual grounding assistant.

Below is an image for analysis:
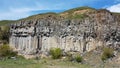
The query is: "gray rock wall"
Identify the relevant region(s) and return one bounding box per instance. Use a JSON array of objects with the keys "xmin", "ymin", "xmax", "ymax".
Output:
[
  {"xmin": 10, "ymin": 36, "xmax": 37, "ymax": 54},
  {"xmin": 9, "ymin": 10, "xmax": 120, "ymax": 55}
]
